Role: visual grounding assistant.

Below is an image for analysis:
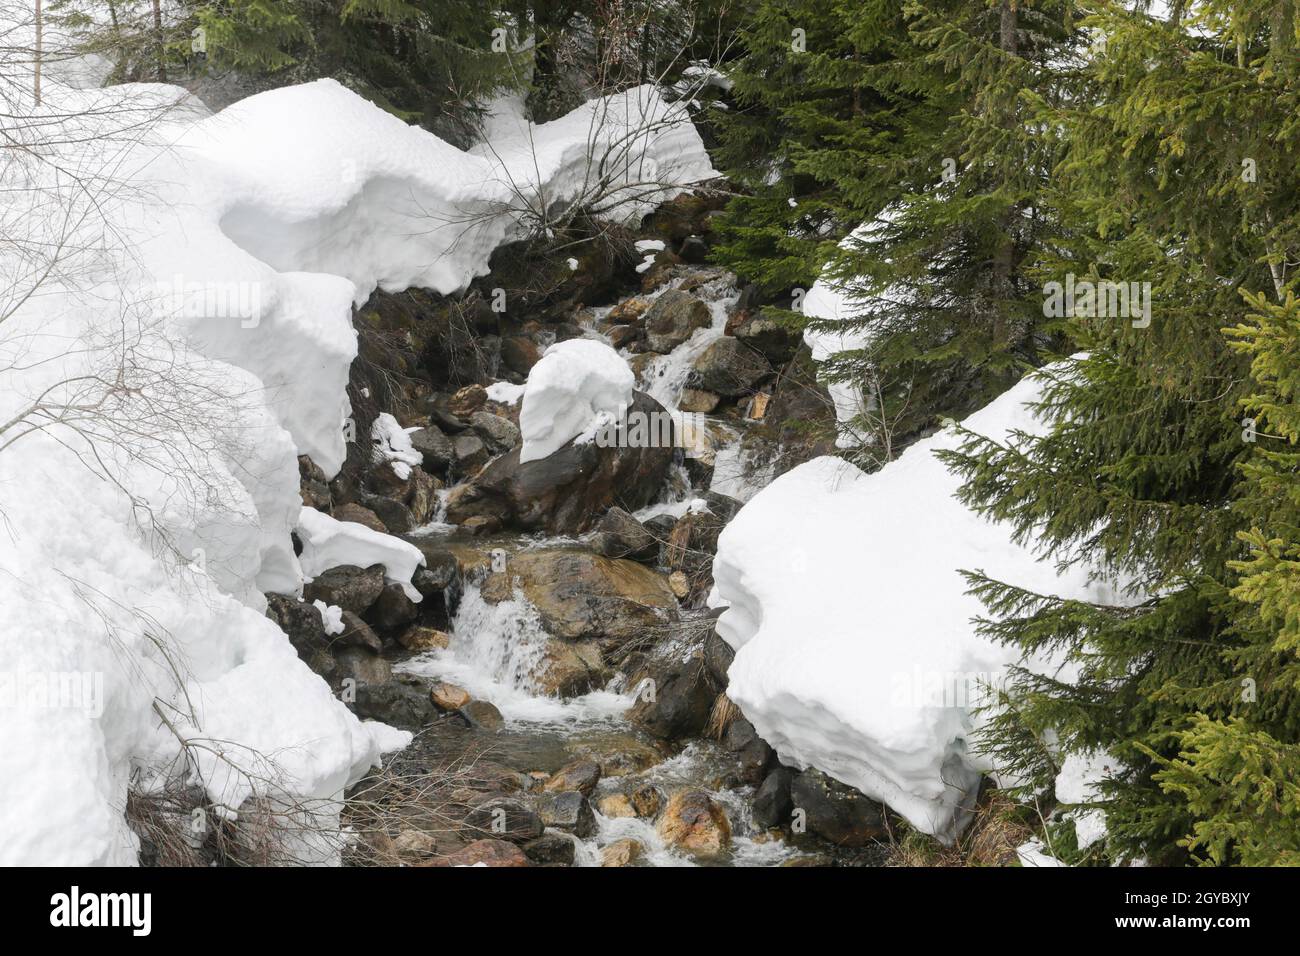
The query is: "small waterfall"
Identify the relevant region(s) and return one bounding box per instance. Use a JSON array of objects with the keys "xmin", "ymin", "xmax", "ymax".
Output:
[{"xmin": 450, "ymin": 582, "xmax": 550, "ymax": 694}]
